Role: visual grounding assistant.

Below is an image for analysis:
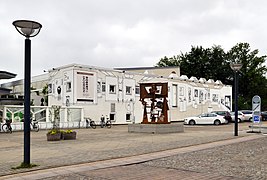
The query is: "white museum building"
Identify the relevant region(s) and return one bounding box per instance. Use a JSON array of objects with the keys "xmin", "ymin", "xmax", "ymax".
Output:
[{"xmin": 0, "ymin": 64, "xmax": 232, "ymax": 130}]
